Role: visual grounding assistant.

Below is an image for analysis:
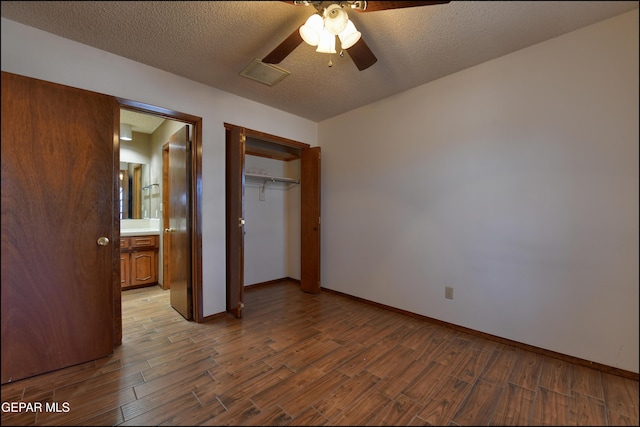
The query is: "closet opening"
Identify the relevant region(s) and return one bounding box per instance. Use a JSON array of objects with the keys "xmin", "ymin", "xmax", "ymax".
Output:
[
  {"xmin": 225, "ymin": 124, "xmax": 321, "ymax": 318},
  {"xmin": 244, "ymin": 136, "xmax": 302, "ymax": 287}
]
